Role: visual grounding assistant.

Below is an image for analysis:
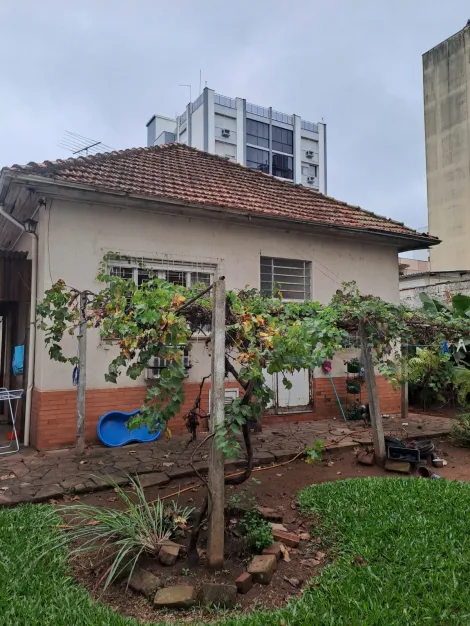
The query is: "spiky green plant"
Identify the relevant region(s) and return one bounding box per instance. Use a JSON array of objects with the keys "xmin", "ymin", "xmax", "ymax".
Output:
[{"xmin": 58, "ymin": 474, "xmax": 193, "ymax": 589}]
